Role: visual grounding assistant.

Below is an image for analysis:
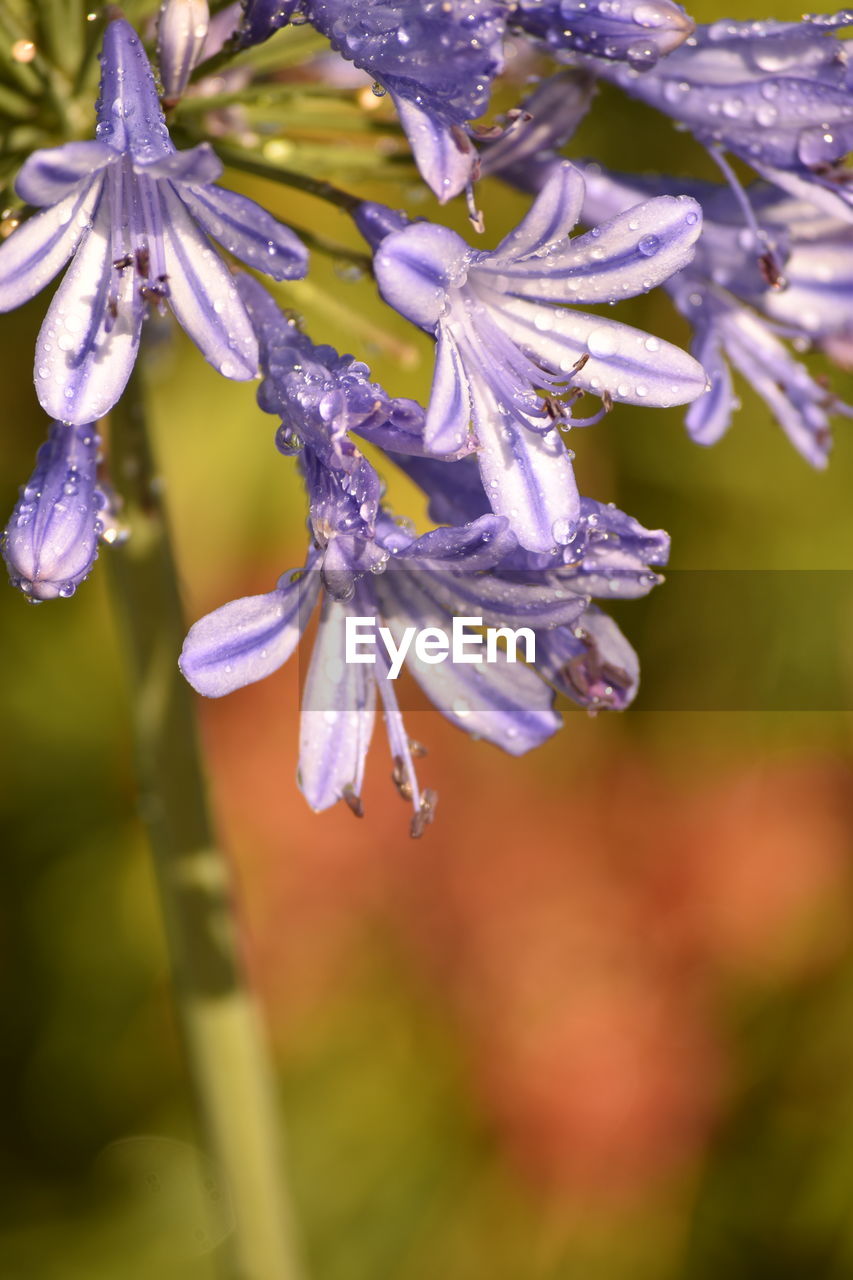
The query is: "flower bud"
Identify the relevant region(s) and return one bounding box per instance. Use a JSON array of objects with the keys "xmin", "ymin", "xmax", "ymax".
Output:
[
  {"xmin": 3, "ymin": 422, "xmax": 105, "ymax": 601},
  {"xmin": 157, "ymin": 0, "xmax": 210, "ymax": 103}
]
